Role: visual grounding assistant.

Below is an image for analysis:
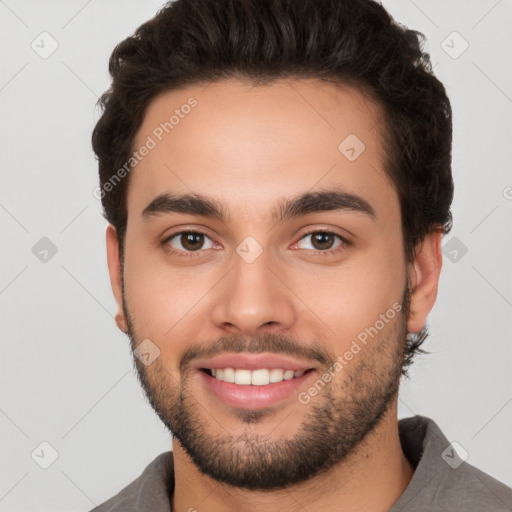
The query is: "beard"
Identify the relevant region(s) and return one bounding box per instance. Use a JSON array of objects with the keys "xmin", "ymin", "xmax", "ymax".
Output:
[{"xmin": 122, "ymin": 285, "xmax": 411, "ymax": 491}]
